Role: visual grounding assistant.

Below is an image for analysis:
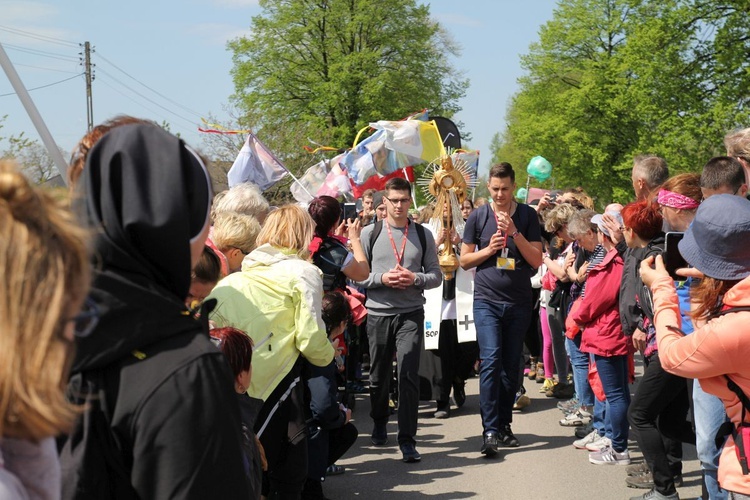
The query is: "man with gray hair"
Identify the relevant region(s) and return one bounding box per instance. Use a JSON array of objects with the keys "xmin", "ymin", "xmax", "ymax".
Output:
[
  {"xmin": 631, "ymin": 155, "xmax": 669, "ymax": 202},
  {"xmin": 212, "ymin": 182, "xmax": 270, "ymax": 223},
  {"xmin": 724, "ymin": 127, "xmax": 750, "ymax": 194}
]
